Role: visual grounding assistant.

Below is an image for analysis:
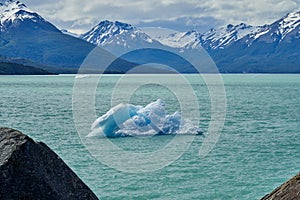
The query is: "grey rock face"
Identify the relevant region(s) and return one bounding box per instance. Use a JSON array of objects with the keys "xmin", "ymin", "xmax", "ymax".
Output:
[
  {"xmin": 0, "ymin": 127, "xmax": 98, "ymax": 200},
  {"xmin": 261, "ymin": 172, "xmax": 300, "ymax": 200}
]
